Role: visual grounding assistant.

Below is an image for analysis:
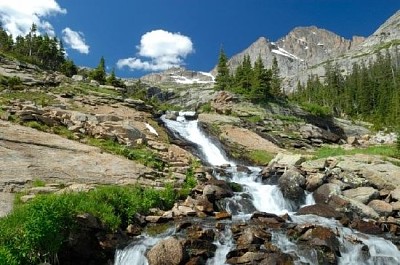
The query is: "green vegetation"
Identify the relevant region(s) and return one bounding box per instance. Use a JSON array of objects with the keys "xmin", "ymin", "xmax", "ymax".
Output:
[
  {"xmin": 245, "ymin": 115, "xmax": 263, "ymax": 123},
  {"xmin": 0, "ymin": 23, "xmax": 75, "ymax": 75},
  {"xmin": 87, "ymin": 138, "xmax": 165, "ymax": 170},
  {"xmin": 199, "ymin": 102, "xmax": 212, "ymax": 113},
  {"xmin": 0, "ymin": 75, "xmax": 23, "ymax": 90},
  {"xmin": 273, "ymin": 114, "xmax": 303, "ymax": 123},
  {"xmin": 245, "ymin": 150, "xmax": 274, "ymax": 165},
  {"xmin": 178, "ymin": 166, "xmax": 198, "ymax": 198},
  {"xmin": 31, "ymin": 179, "xmax": 46, "ymax": 187},
  {"xmin": 0, "ymin": 185, "xmax": 176, "ymax": 264},
  {"xmin": 313, "ymin": 145, "xmax": 400, "ymax": 159},
  {"xmin": 214, "ymin": 50, "xmax": 283, "ymax": 102},
  {"xmin": 300, "ymin": 102, "xmax": 332, "ymax": 117},
  {"xmin": 292, "ymin": 50, "xmax": 400, "ymax": 129},
  {"xmin": 214, "ymin": 48, "xmax": 230, "ymax": 91},
  {"xmin": 0, "ymin": 91, "xmax": 58, "ymax": 106}
]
